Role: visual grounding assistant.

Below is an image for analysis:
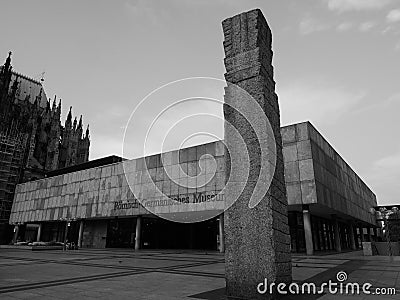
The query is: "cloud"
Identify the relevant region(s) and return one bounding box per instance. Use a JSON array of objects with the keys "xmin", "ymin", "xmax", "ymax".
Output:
[
  {"xmin": 359, "ymin": 21, "xmax": 376, "ymax": 32},
  {"xmin": 325, "ymin": 0, "xmax": 393, "ymax": 12},
  {"xmin": 352, "ymin": 91, "xmax": 400, "ymax": 115},
  {"xmin": 299, "ymin": 17, "xmax": 329, "ymax": 35},
  {"xmin": 336, "ymin": 22, "xmax": 353, "ymax": 31},
  {"xmin": 120, "ymin": 79, "xmax": 226, "ymax": 158},
  {"xmin": 366, "ymin": 149, "xmax": 400, "ymax": 205},
  {"xmin": 124, "ymin": 0, "xmax": 169, "ymax": 25},
  {"xmin": 381, "ymin": 26, "xmax": 393, "ymax": 34},
  {"xmin": 374, "ymin": 152, "xmax": 400, "ymax": 169},
  {"xmin": 359, "ymin": 93, "xmax": 400, "ymax": 205},
  {"xmin": 124, "ymin": 0, "xmax": 150, "ymax": 16},
  {"xmin": 387, "ymin": 9, "xmax": 400, "ymax": 23},
  {"xmin": 90, "ymin": 134, "xmax": 124, "ymax": 160},
  {"xmin": 277, "ymin": 80, "xmax": 365, "ymax": 125},
  {"xmin": 387, "ymin": 93, "xmax": 400, "ymax": 104}
]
